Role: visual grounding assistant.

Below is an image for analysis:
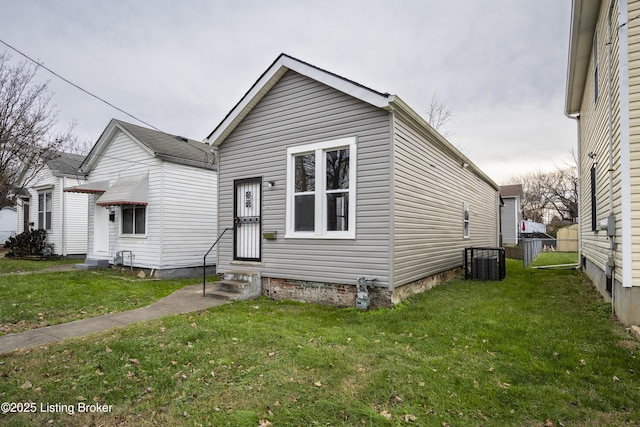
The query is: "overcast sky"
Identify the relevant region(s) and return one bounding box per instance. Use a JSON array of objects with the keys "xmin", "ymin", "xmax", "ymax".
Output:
[{"xmin": 1, "ymin": 0, "xmax": 575, "ymax": 184}]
